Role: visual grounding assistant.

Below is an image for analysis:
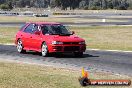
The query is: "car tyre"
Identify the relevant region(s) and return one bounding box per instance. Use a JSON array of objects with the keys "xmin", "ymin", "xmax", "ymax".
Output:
[
  {"xmin": 17, "ymin": 39, "xmax": 26, "ymax": 53},
  {"xmin": 74, "ymin": 52, "xmax": 83, "ymax": 57},
  {"xmin": 41, "ymin": 42, "xmax": 48, "ymax": 57}
]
